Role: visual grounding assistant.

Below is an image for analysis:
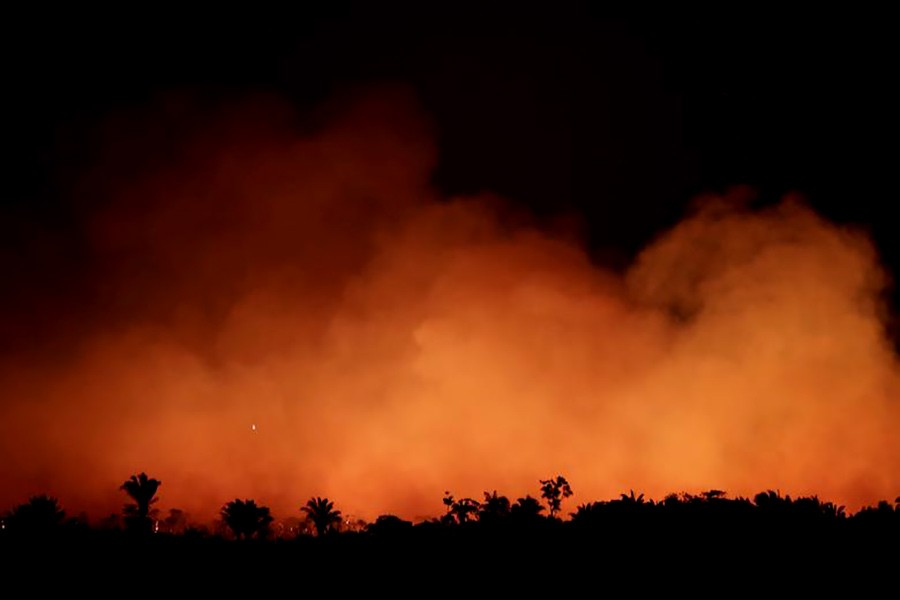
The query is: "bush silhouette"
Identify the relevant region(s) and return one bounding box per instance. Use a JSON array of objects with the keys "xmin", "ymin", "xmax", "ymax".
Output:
[
  {"xmin": 4, "ymin": 495, "xmax": 66, "ymax": 535},
  {"xmin": 221, "ymin": 499, "xmax": 273, "ymax": 540}
]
